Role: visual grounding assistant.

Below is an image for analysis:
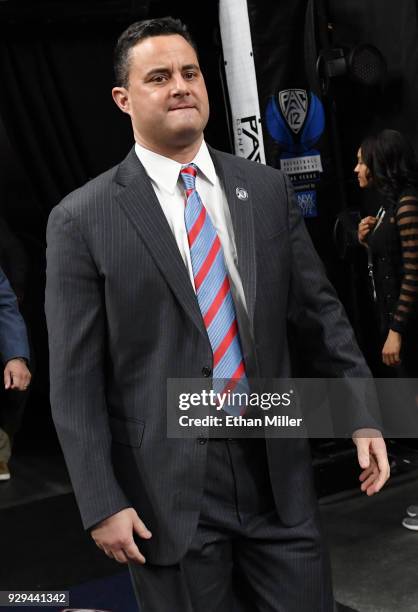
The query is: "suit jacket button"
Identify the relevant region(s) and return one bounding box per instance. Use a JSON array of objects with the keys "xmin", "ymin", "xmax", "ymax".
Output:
[
  {"xmin": 198, "ymin": 437, "xmax": 208, "ymax": 445},
  {"xmin": 201, "ymin": 366, "xmax": 212, "ymax": 377}
]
